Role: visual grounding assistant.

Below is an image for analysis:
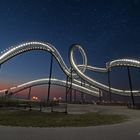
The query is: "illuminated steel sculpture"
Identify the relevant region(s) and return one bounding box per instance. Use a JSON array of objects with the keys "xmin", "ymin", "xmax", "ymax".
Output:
[
  {"xmin": 69, "ymin": 44, "xmax": 140, "ymax": 96},
  {"xmin": 0, "ymin": 41, "xmax": 140, "ymax": 100},
  {"xmin": 5, "ymin": 78, "xmax": 99, "ymax": 97}
]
